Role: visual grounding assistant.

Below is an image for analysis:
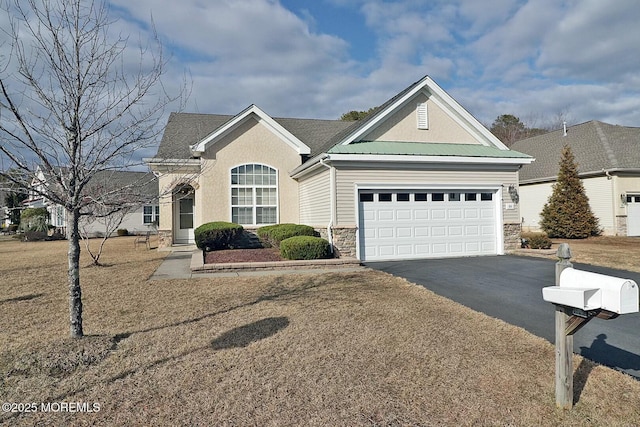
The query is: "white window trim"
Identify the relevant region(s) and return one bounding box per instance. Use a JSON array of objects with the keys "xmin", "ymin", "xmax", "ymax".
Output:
[
  {"xmin": 230, "ymin": 163, "xmax": 279, "ymax": 226},
  {"xmin": 143, "ymin": 205, "xmax": 160, "ymax": 224}
]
